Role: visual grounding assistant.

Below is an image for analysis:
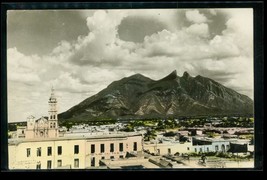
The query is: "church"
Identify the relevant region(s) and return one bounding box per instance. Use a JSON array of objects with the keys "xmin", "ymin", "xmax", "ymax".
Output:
[{"xmin": 25, "ymin": 87, "xmax": 59, "ymax": 139}]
